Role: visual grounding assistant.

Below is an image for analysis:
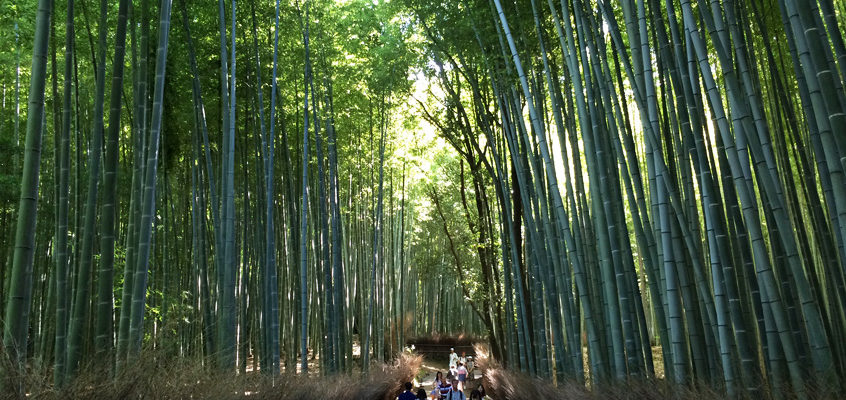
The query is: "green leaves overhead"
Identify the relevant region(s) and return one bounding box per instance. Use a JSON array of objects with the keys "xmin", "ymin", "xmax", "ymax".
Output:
[{"xmin": 5, "ymin": 0, "xmax": 846, "ymax": 398}]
